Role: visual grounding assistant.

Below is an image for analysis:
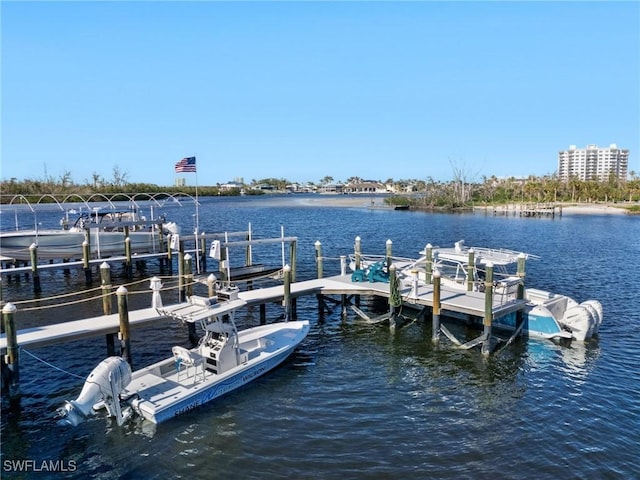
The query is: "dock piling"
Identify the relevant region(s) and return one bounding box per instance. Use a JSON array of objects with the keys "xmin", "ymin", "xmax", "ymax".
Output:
[
  {"xmin": 2, "ymin": 303, "xmax": 20, "ymax": 399},
  {"xmin": 410, "ymin": 269, "xmax": 419, "ymax": 298},
  {"xmin": 432, "ymin": 270, "xmax": 441, "ymax": 344},
  {"xmin": 178, "ymin": 240, "xmax": 186, "ymax": 302},
  {"xmin": 516, "ymin": 253, "xmax": 527, "ymax": 332},
  {"xmin": 29, "ymin": 243, "xmax": 41, "ymax": 294},
  {"xmin": 101, "ymin": 262, "xmax": 115, "ymax": 356},
  {"xmin": 116, "ymin": 286, "xmax": 132, "ymax": 367},
  {"xmin": 82, "ymin": 240, "xmax": 92, "ymax": 285},
  {"xmin": 290, "ymin": 240, "xmax": 297, "ymax": 318},
  {"xmin": 354, "ymin": 236, "xmax": 361, "ymax": 271},
  {"xmin": 482, "ymin": 262, "xmax": 494, "ymax": 355},
  {"xmin": 467, "ymin": 249, "xmax": 475, "ymax": 292},
  {"xmin": 388, "ymin": 264, "xmax": 401, "ymax": 330},
  {"xmin": 283, "ymin": 264, "xmax": 291, "ymax": 321},
  {"xmin": 124, "ymin": 230, "xmax": 132, "ymax": 278},
  {"xmin": 200, "ymin": 232, "xmax": 207, "ymax": 272},
  {"xmin": 425, "ymin": 244, "xmax": 433, "ymax": 284},
  {"xmin": 315, "ymin": 241, "xmax": 323, "ymax": 279},
  {"xmin": 184, "ymin": 254, "xmax": 193, "ymax": 298}
]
